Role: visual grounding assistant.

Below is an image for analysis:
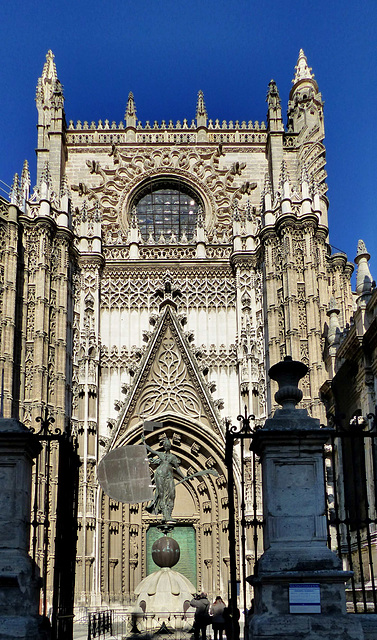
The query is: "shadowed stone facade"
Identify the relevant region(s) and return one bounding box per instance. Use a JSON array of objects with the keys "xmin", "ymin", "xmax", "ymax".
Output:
[{"xmin": 0, "ymin": 49, "xmax": 367, "ymax": 616}]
